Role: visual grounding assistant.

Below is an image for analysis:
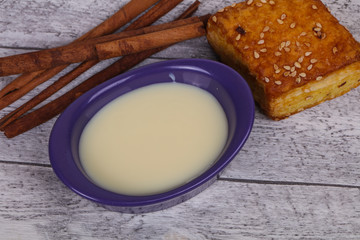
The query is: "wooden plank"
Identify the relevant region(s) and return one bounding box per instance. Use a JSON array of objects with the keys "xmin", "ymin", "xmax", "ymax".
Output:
[{"xmin": 0, "ymin": 163, "xmax": 360, "ymax": 239}]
